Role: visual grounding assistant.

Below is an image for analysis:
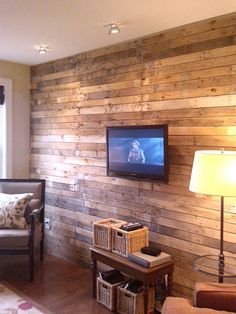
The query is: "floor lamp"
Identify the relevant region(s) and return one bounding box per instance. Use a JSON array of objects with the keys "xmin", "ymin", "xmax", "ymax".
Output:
[{"xmin": 189, "ymin": 150, "xmax": 236, "ymax": 283}]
